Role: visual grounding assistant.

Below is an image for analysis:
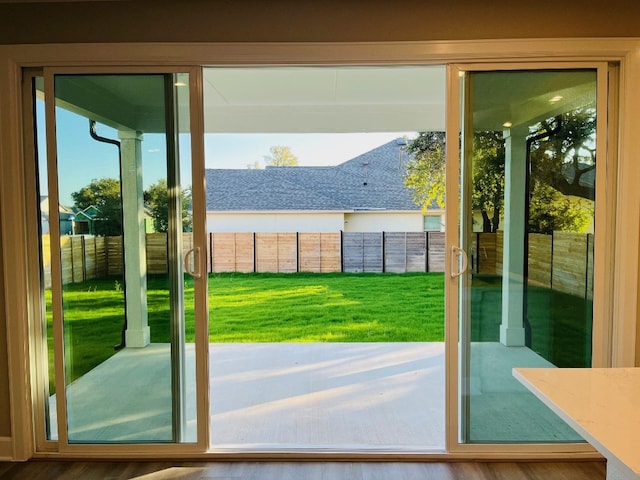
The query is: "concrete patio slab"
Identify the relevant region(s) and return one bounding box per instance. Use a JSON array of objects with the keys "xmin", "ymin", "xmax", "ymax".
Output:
[{"xmin": 48, "ymin": 341, "xmax": 582, "ymax": 449}]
